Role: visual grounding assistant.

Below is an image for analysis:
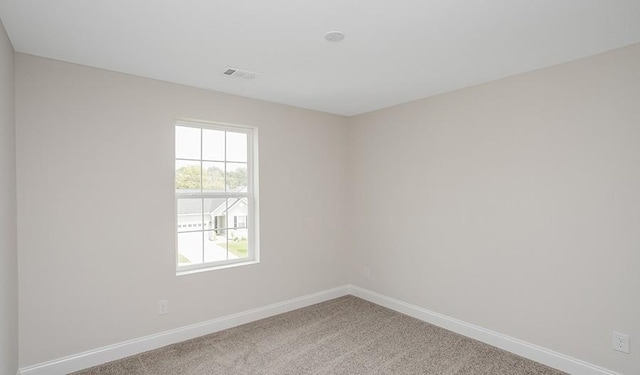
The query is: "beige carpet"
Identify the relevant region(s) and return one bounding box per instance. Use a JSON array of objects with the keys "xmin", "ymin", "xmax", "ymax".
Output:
[{"xmin": 71, "ymin": 296, "xmax": 566, "ymax": 375}]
